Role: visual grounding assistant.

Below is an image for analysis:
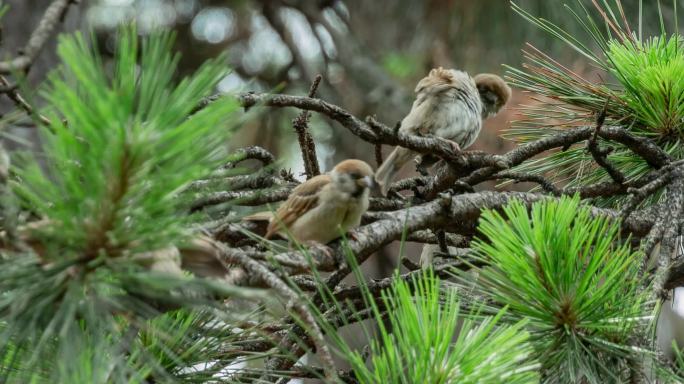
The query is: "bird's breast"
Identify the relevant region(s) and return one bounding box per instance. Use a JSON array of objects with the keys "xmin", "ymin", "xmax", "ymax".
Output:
[
  {"xmin": 433, "ymin": 100, "xmax": 480, "ymax": 134},
  {"xmin": 289, "ymin": 192, "xmax": 368, "ymax": 244}
]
